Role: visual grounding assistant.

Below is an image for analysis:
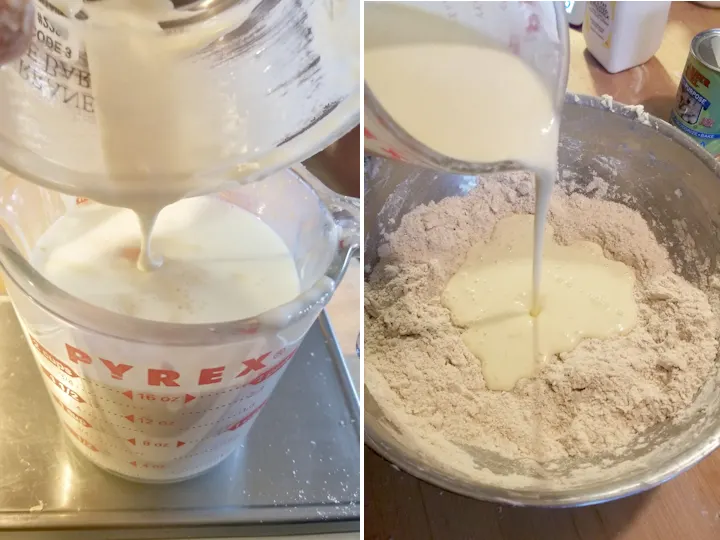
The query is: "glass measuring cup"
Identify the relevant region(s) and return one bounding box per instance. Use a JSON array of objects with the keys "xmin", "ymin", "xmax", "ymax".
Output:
[
  {"xmin": 0, "ymin": 166, "xmax": 359, "ymax": 482},
  {"xmin": 0, "ymin": 0, "xmax": 359, "ymax": 206},
  {"xmin": 364, "ymin": 0, "xmax": 569, "ymax": 175}
]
